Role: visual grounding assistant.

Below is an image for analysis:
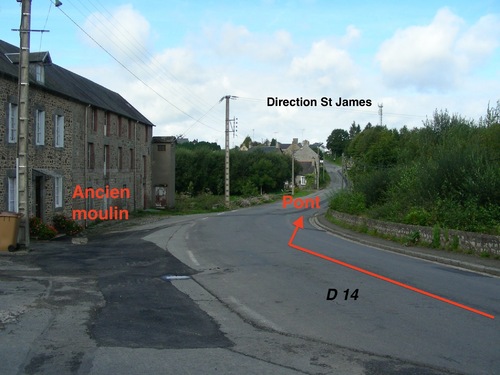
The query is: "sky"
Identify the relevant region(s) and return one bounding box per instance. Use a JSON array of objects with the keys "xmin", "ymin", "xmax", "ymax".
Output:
[{"xmin": 1, "ymin": 0, "xmax": 499, "ymax": 147}]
